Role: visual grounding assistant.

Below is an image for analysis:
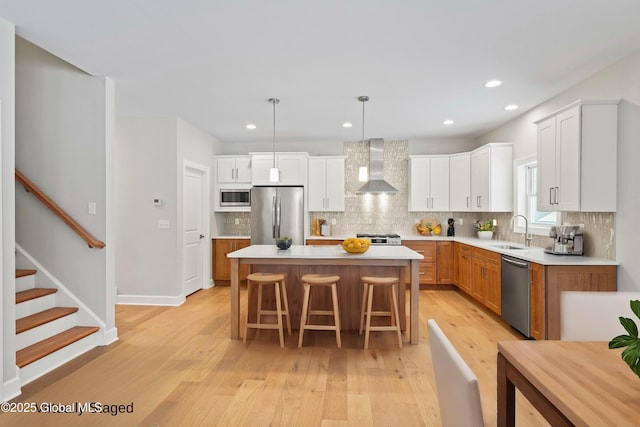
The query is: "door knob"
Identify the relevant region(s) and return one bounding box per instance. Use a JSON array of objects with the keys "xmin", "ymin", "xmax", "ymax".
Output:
[{"xmin": 199, "ymin": 234, "xmax": 205, "ymax": 239}]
